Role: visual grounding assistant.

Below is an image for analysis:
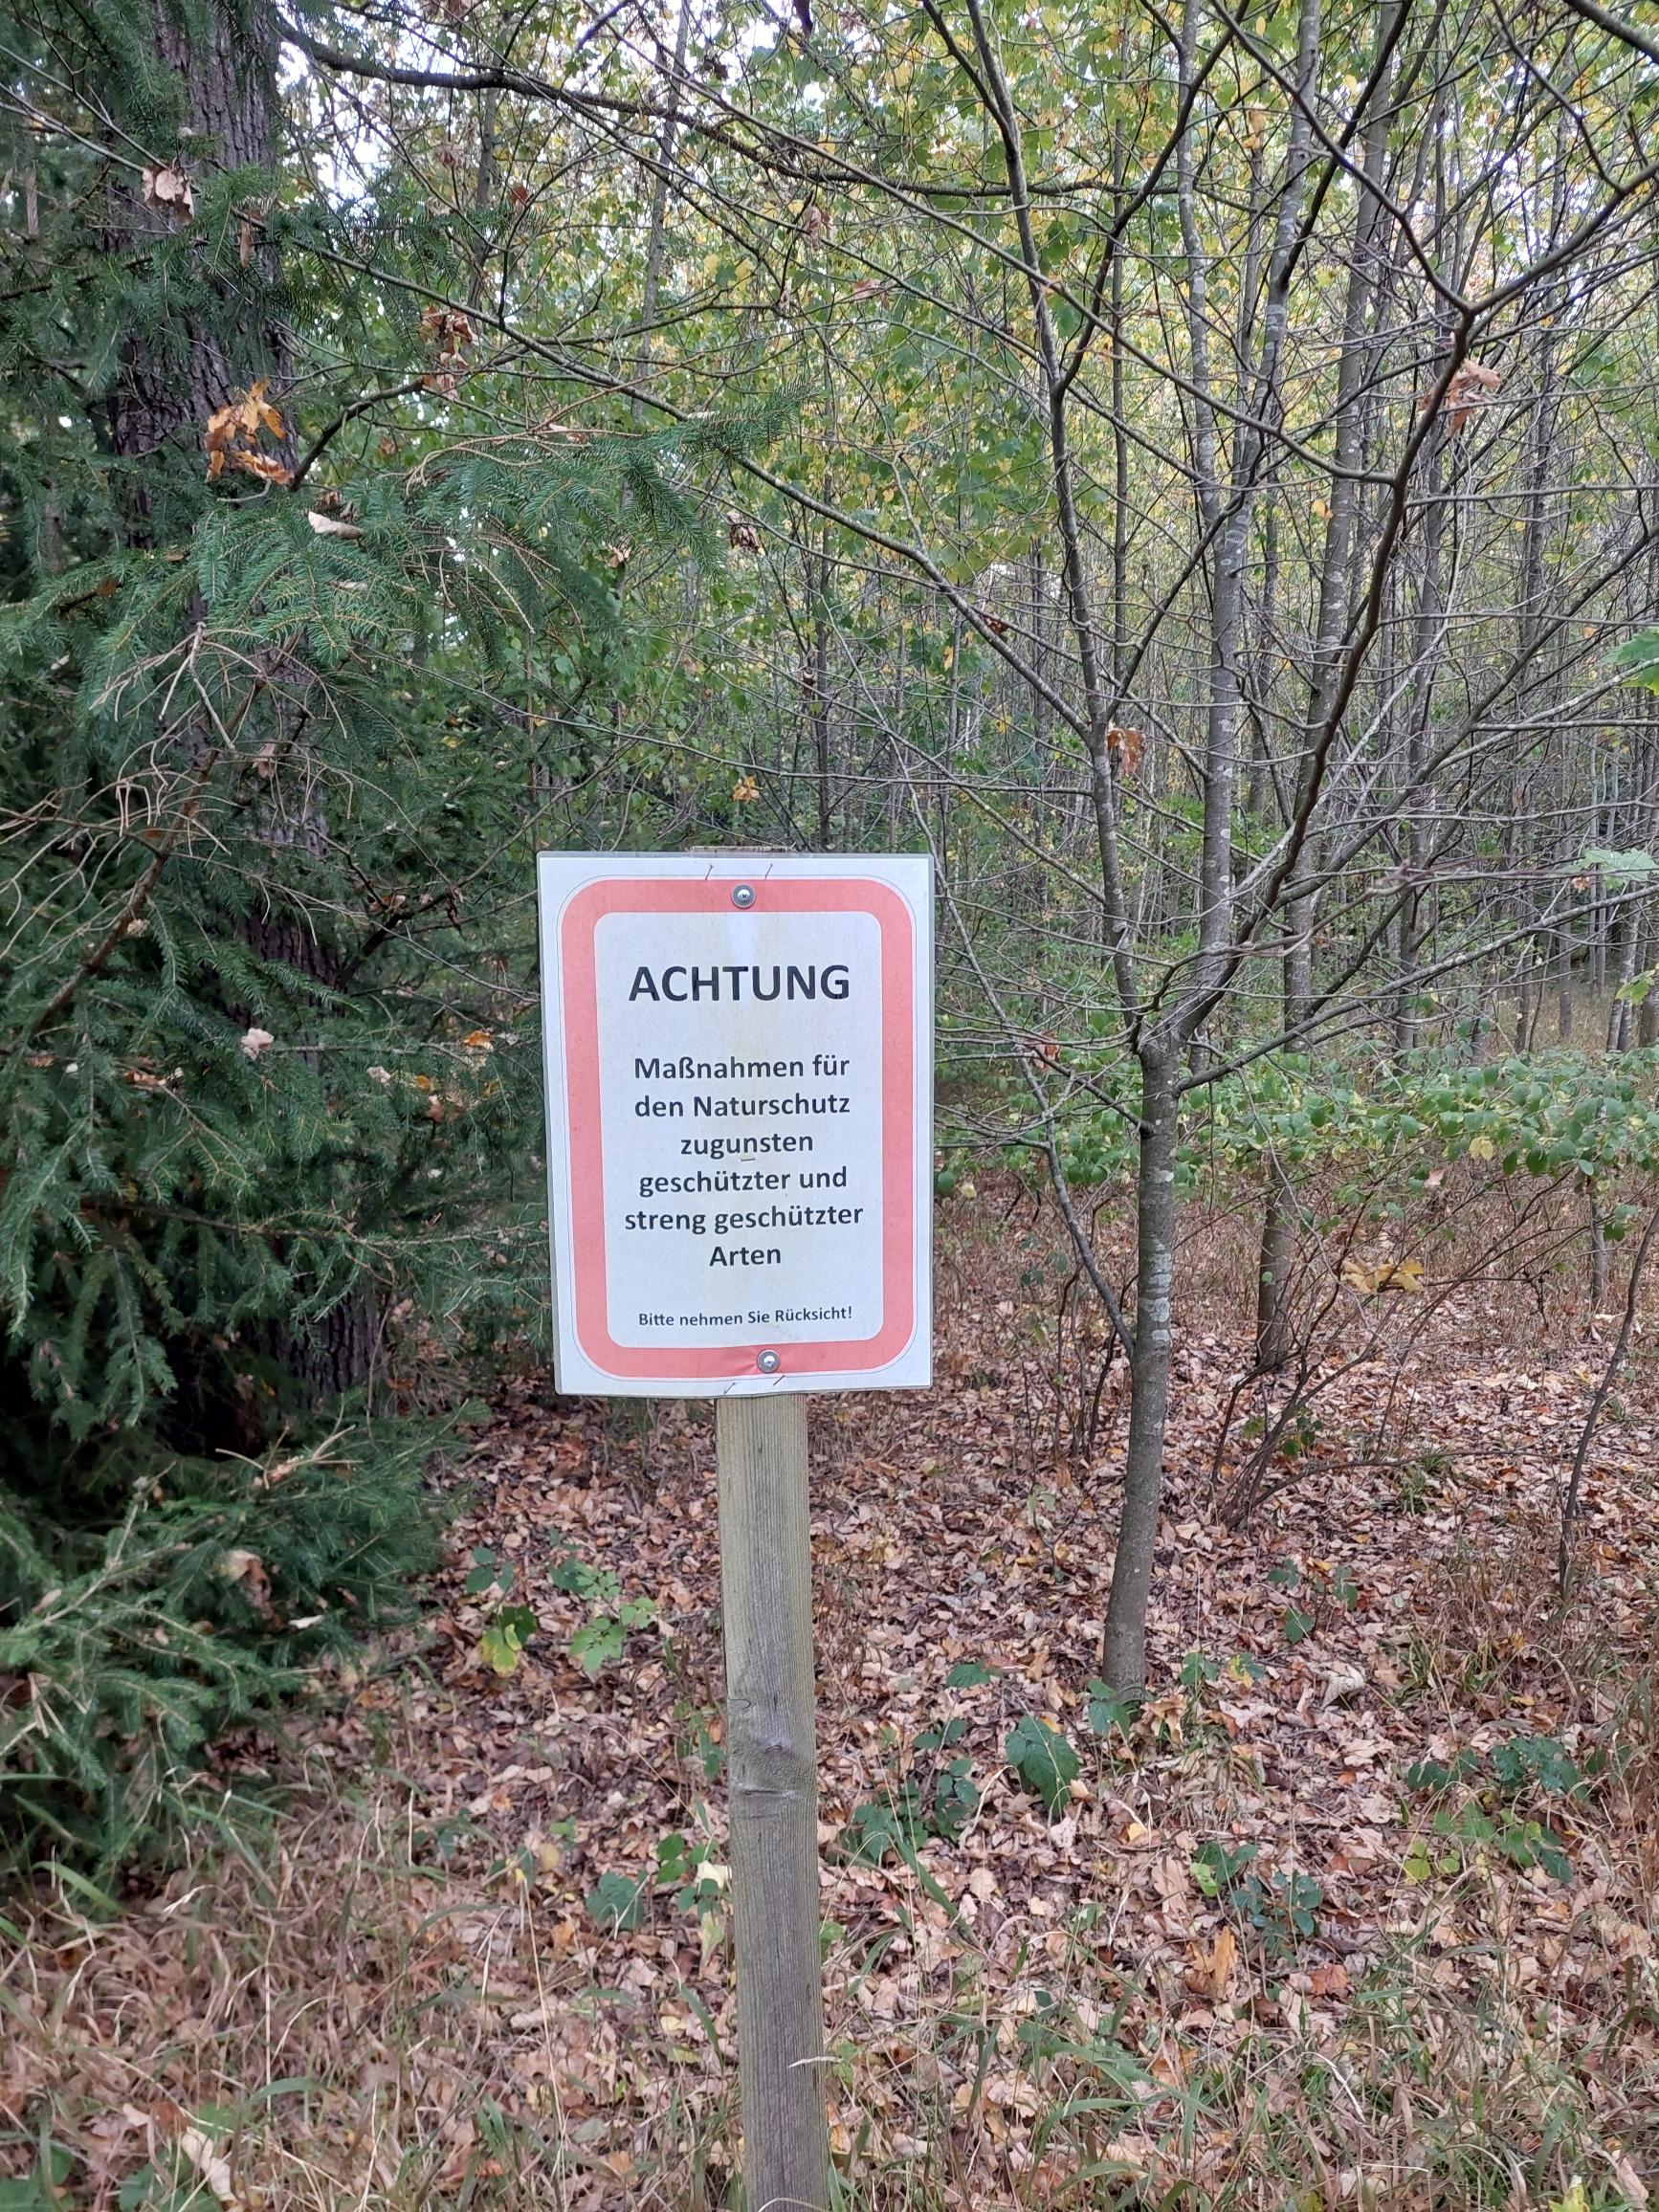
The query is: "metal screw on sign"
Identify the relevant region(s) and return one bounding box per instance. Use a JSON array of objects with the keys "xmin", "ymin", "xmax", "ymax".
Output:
[
  {"xmin": 757, "ymin": 1349, "xmax": 781, "ymax": 1374},
  {"xmin": 731, "ymin": 882, "xmax": 756, "ymax": 908}
]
